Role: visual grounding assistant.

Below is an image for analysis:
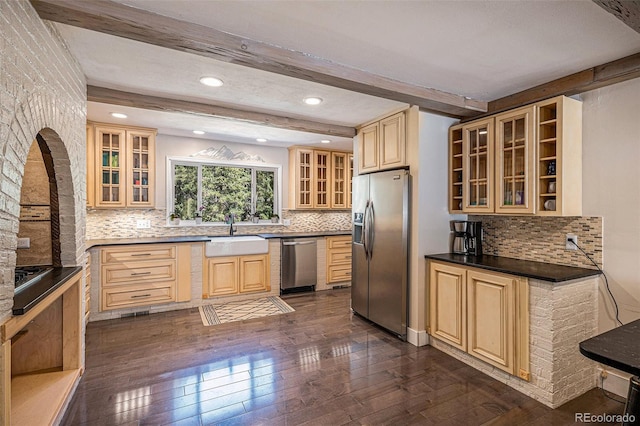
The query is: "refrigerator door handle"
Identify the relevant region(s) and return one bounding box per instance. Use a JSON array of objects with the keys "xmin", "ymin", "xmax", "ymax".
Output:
[
  {"xmin": 363, "ymin": 200, "xmax": 370, "ymax": 260},
  {"xmin": 368, "ymin": 201, "xmax": 375, "ymax": 259}
]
